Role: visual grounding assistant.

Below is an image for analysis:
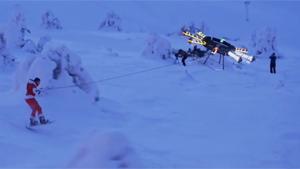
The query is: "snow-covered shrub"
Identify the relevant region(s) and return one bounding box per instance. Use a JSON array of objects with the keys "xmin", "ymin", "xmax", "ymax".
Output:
[
  {"xmin": 14, "ymin": 53, "xmax": 55, "ymax": 91},
  {"xmin": 22, "ymin": 40, "xmax": 38, "ymax": 54},
  {"xmin": 68, "ymin": 131, "xmax": 141, "ymax": 168},
  {"xmin": 36, "ymin": 36, "xmax": 51, "ymax": 53},
  {"xmin": 41, "ymin": 10, "xmax": 62, "ymax": 30},
  {"xmin": 142, "ymin": 33, "xmax": 172, "ymax": 60},
  {"xmin": 45, "ymin": 45, "xmax": 100, "ymax": 101},
  {"xmin": 0, "ymin": 32, "xmax": 15, "ymax": 69},
  {"xmin": 98, "ymin": 11, "xmax": 122, "ymax": 32},
  {"xmin": 180, "ymin": 21, "xmax": 209, "ymax": 34},
  {"xmin": 251, "ymin": 27, "xmax": 277, "ymax": 56},
  {"xmin": 14, "ymin": 43, "xmax": 100, "ymax": 102},
  {"xmin": 6, "ymin": 5, "xmax": 31, "ymax": 48},
  {"xmin": 15, "ymin": 36, "xmax": 51, "ymax": 54}
]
